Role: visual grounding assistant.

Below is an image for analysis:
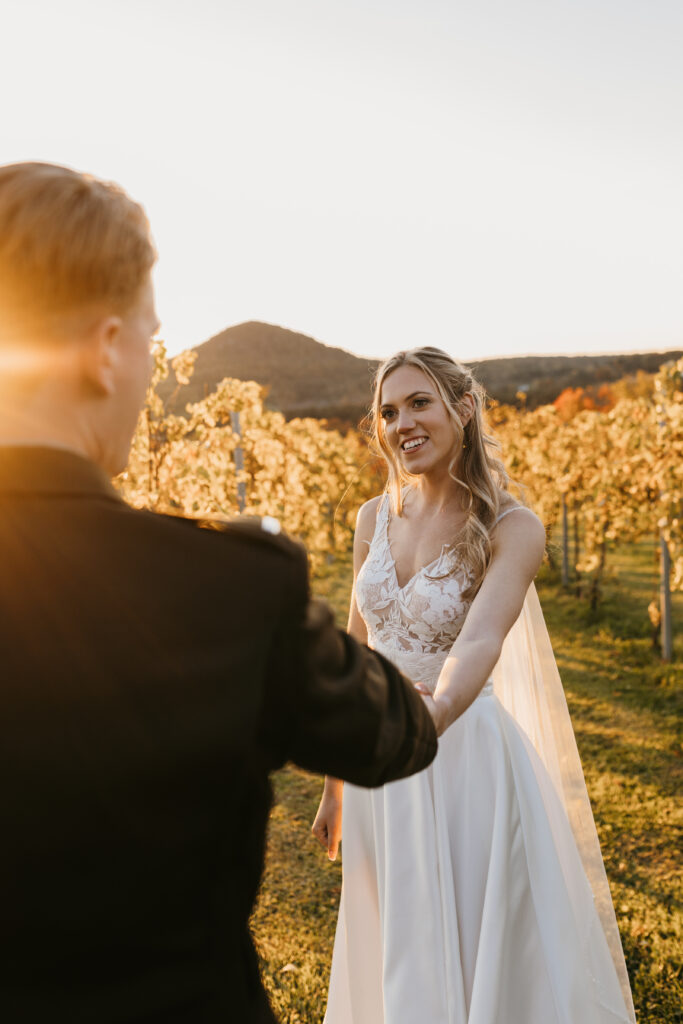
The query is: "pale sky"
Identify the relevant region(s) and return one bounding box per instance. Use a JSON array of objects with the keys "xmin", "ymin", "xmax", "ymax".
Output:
[{"xmin": 2, "ymin": 0, "xmax": 682, "ymax": 362}]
